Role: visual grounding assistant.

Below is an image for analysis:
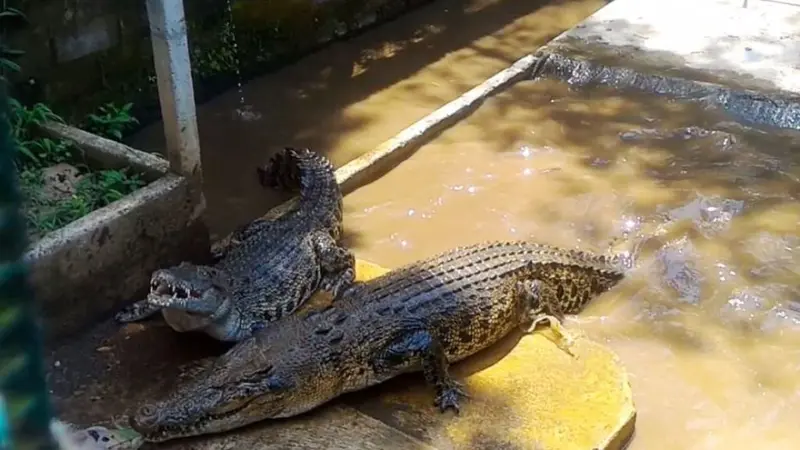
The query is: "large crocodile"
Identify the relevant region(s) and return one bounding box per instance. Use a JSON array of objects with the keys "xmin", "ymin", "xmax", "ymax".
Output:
[
  {"xmin": 129, "ymin": 239, "xmax": 640, "ymax": 442},
  {"xmin": 114, "ymin": 147, "xmax": 356, "ymax": 342}
]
